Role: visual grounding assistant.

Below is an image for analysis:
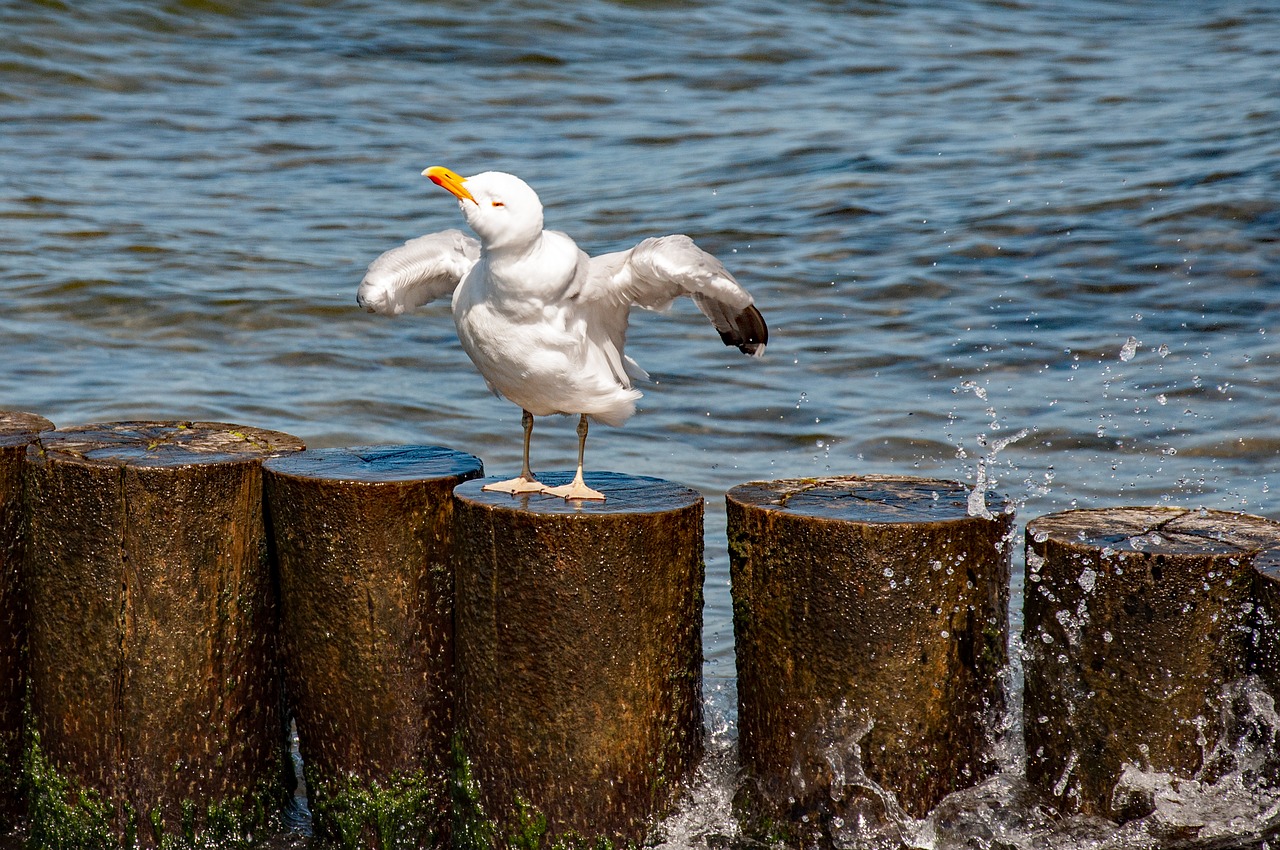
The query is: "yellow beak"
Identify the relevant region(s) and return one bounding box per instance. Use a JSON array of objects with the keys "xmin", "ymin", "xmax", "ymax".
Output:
[{"xmin": 423, "ymin": 166, "xmax": 474, "ymax": 202}]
